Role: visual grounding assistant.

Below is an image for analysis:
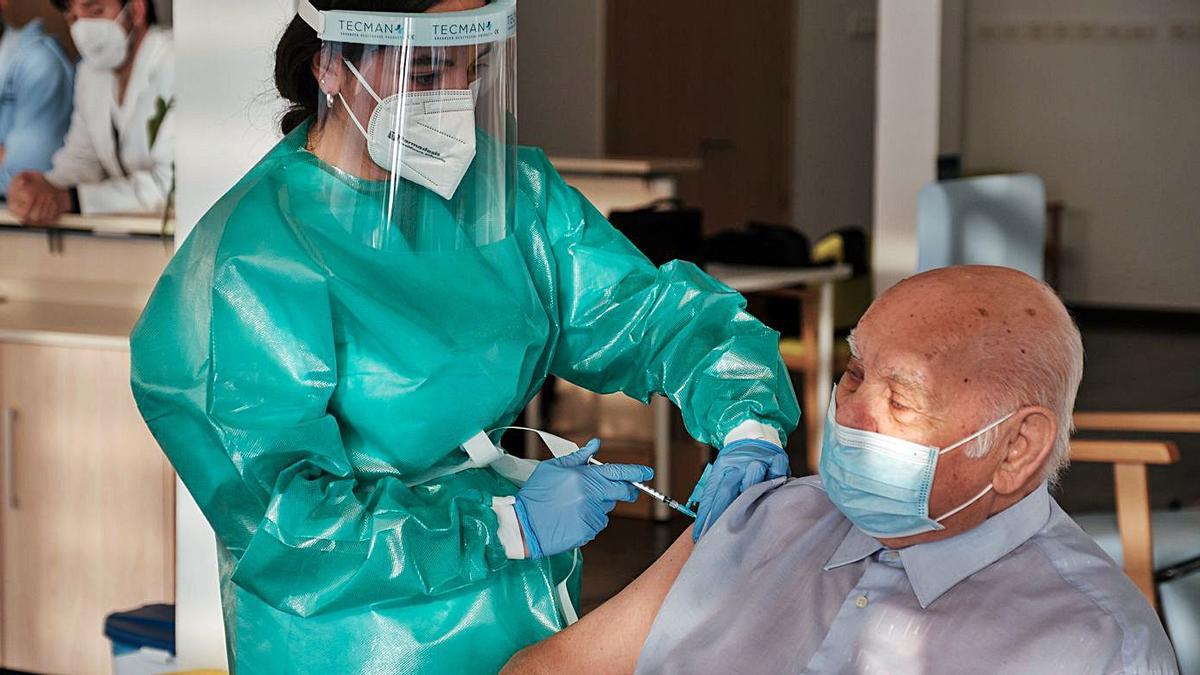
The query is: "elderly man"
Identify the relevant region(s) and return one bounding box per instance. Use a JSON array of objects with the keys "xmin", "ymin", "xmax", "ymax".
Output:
[{"xmin": 505, "ymin": 266, "xmax": 1178, "ymax": 674}]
